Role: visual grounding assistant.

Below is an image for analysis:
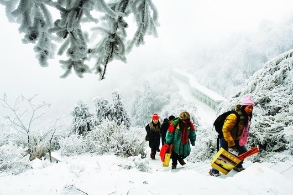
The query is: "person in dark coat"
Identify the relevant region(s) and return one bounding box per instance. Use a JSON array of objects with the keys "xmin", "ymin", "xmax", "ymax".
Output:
[
  {"xmin": 145, "ymin": 113, "xmax": 161, "ymax": 159},
  {"xmin": 160, "ymin": 115, "xmax": 175, "ymax": 145}
]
